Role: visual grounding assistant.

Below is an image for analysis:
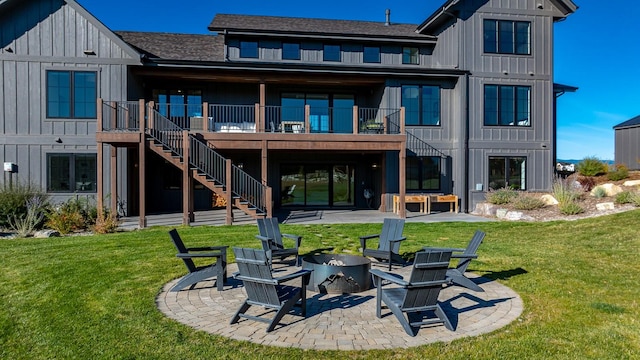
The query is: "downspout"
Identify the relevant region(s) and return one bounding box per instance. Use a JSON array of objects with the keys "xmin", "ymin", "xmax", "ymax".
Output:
[{"xmin": 463, "ymin": 72, "xmax": 470, "ymax": 213}]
